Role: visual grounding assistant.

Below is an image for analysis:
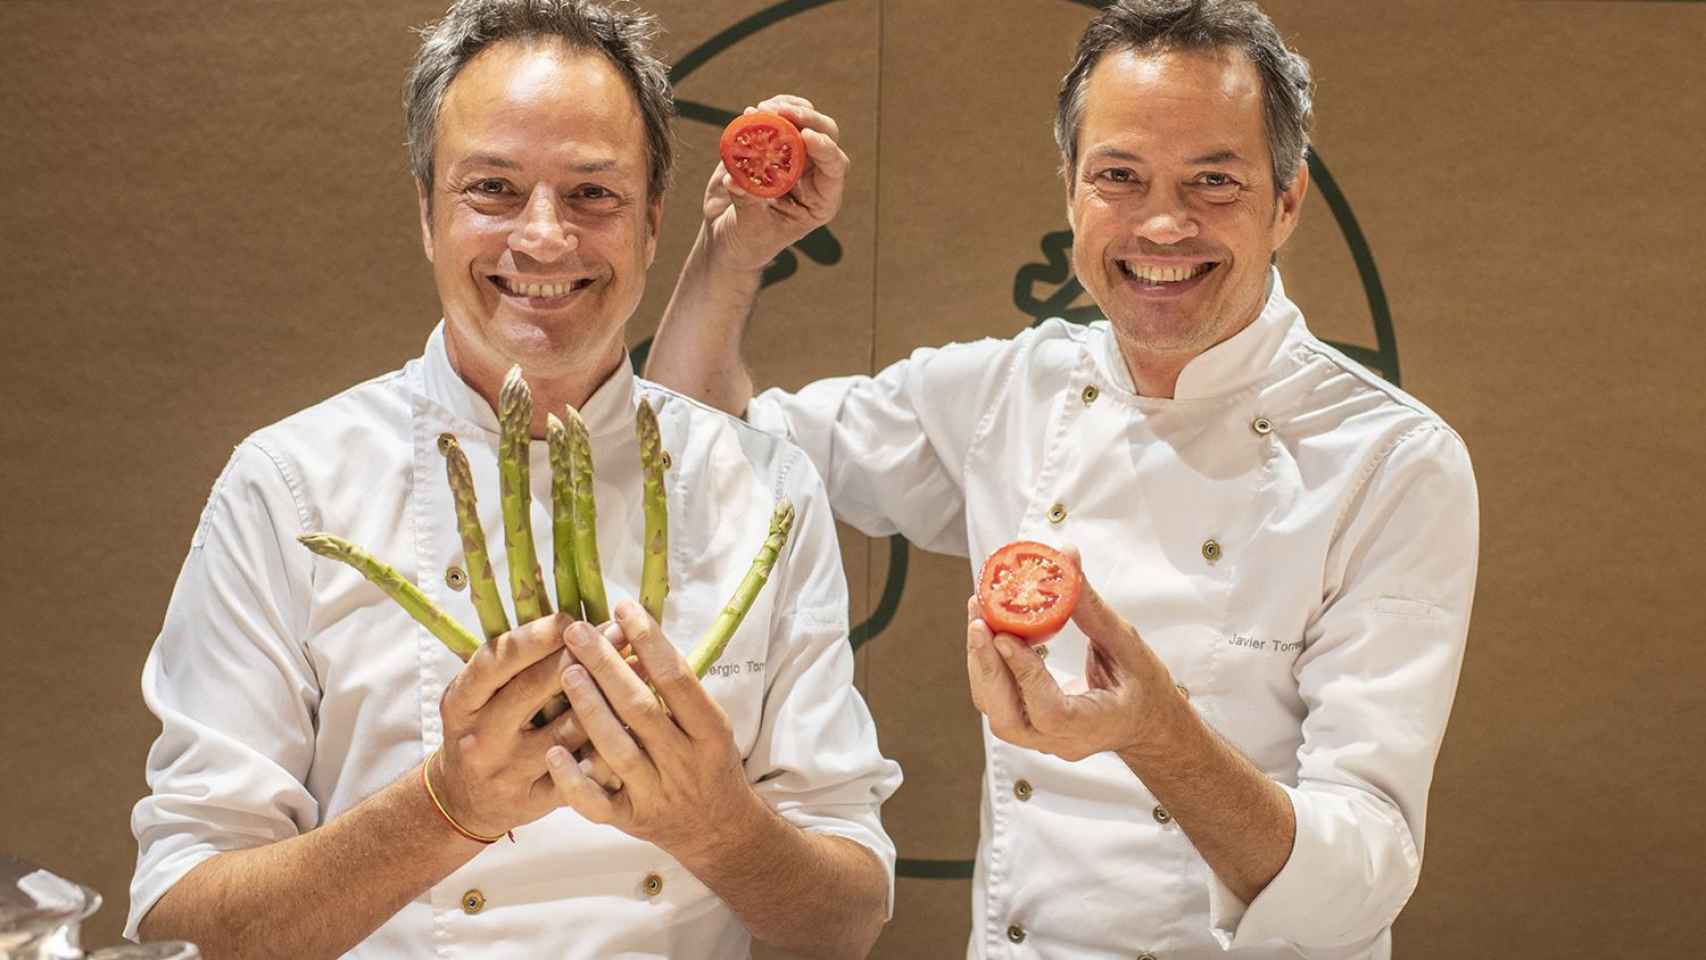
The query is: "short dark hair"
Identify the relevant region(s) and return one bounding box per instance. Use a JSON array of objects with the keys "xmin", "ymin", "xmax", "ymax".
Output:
[
  {"xmin": 405, "ymin": 0, "xmax": 677, "ymax": 202},
  {"xmin": 1054, "ymin": 0, "xmax": 1314, "ymax": 191}
]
